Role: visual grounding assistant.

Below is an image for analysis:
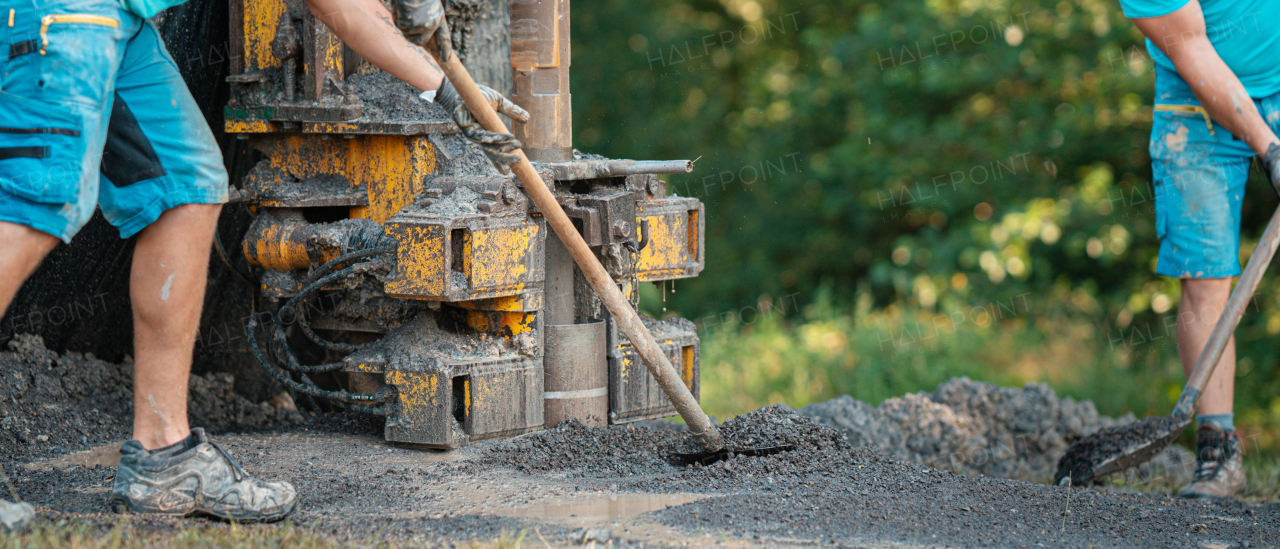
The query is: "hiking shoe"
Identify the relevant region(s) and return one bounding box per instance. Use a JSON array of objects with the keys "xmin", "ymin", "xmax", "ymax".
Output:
[
  {"xmin": 1176, "ymin": 424, "xmax": 1246, "ymax": 499},
  {"xmin": 110, "ymin": 428, "xmax": 296, "ymax": 522},
  {"xmin": 0, "ymin": 499, "xmax": 33, "ymax": 533}
]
